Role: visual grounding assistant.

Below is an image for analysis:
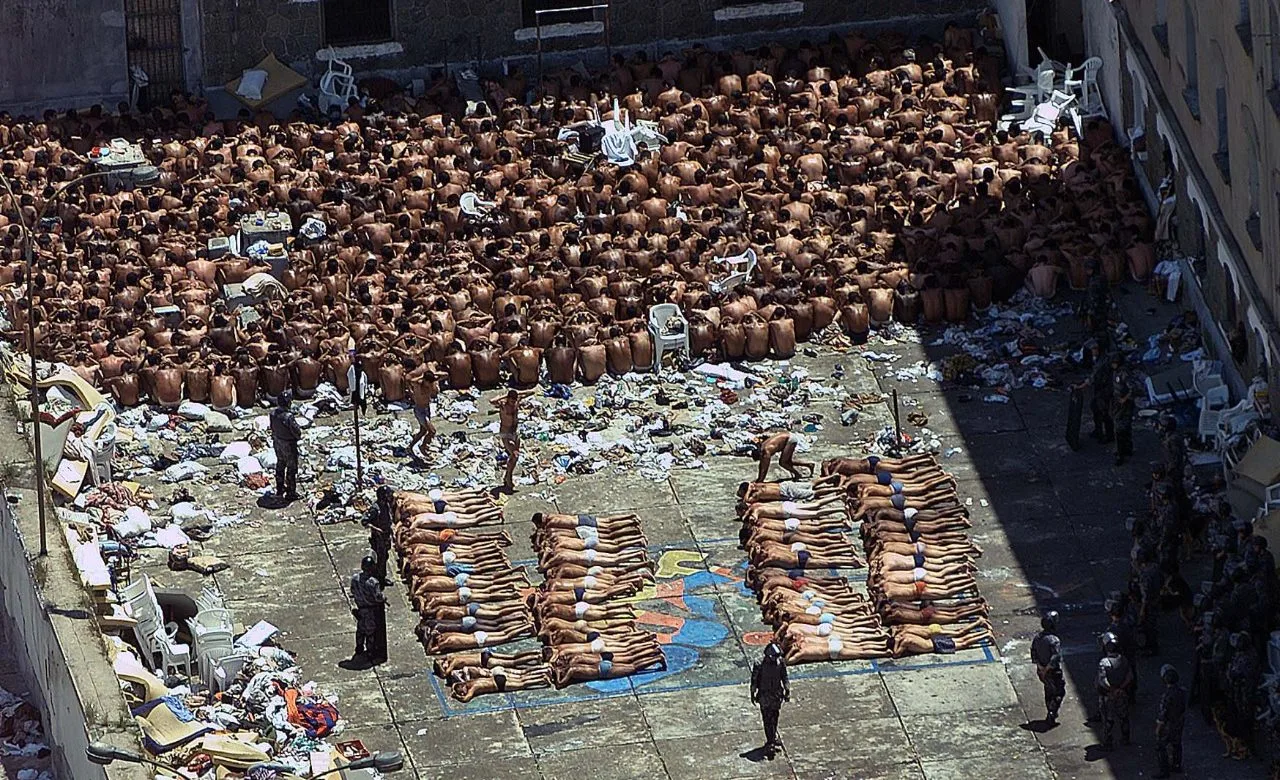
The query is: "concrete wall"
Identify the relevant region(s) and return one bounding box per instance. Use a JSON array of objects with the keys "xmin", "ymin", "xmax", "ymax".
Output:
[
  {"xmin": 990, "ymin": 0, "xmax": 1029, "ymax": 76},
  {"xmin": 198, "ymin": 0, "xmax": 989, "ymax": 86},
  {"xmin": 1095, "ymin": 0, "xmax": 1280, "ymax": 381},
  {"xmin": 1081, "ymin": 0, "xmax": 1277, "ymax": 396},
  {"xmin": 0, "ymin": 401, "xmax": 148, "ymax": 780},
  {"xmin": 0, "ymin": 0, "xmax": 130, "ymax": 115}
]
